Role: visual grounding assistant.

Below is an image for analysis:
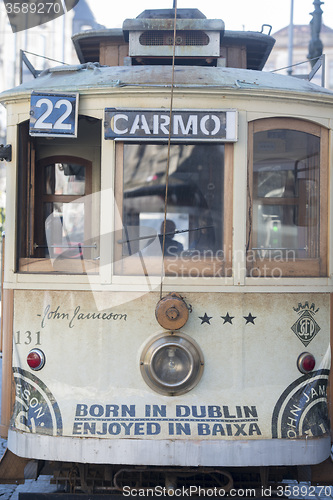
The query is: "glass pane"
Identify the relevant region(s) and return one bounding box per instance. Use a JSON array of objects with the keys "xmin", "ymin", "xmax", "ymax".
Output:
[
  {"xmin": 44, "ymin": 202, "xmax": 85, "ymax": 259},
  {"xmin": 252, "ymin": 129, "xmax": 320, "ymax": 260},
  {"xmin": 122, "ymin": 144, "xmax": 224, "ymax": 259},
  {"xmin": 45, "ymin": 163, "xmax": 86, "ymax": 195}
]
